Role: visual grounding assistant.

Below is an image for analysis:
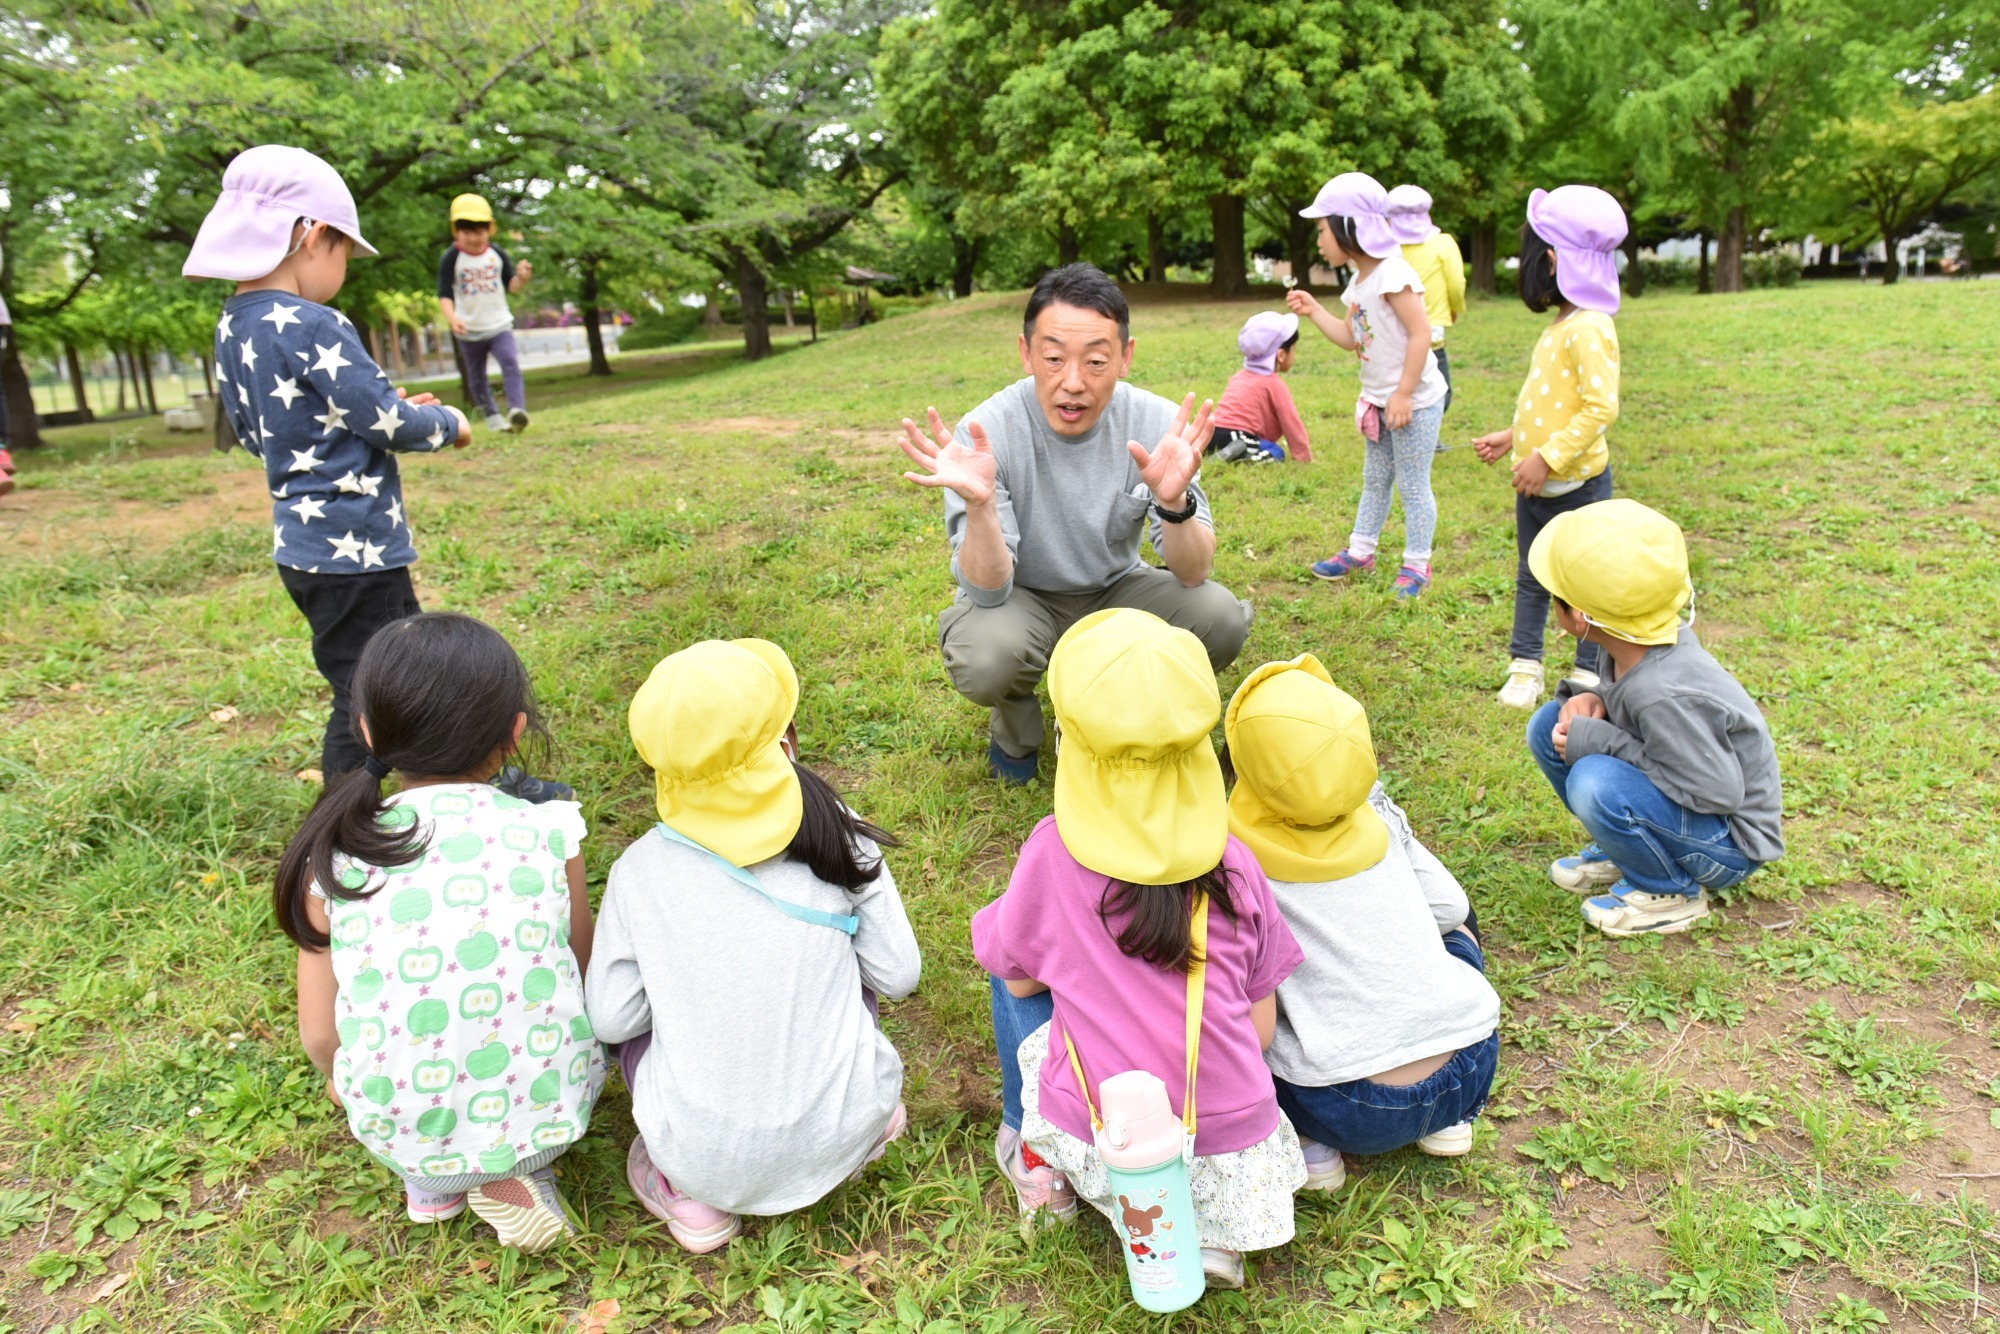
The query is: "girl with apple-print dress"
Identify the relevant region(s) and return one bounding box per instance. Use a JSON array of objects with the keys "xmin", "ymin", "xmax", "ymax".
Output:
[{"xmin": 276, "ymin": 612, "xmax": 604, "ymax": 1254}]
